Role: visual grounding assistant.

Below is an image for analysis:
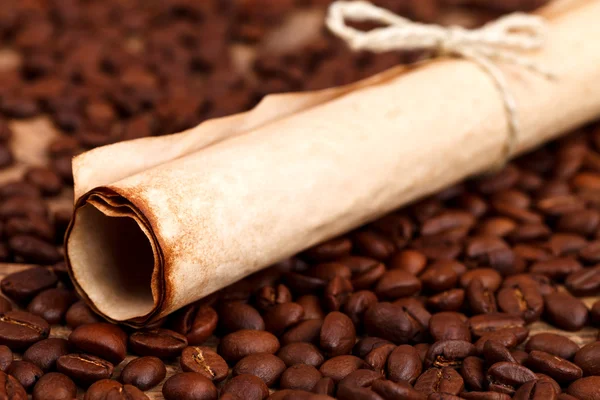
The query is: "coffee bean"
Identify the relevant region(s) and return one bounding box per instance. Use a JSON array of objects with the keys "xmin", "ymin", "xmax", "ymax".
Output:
[
  {"xmin": 414, "ymin": 367, "xmax": 464, "ymax": 396},
  {"xmin": 318, "ymin": 355, "xmax": 366, "ymax": 383},
  {"xmin": 180, "ymin": 346, "xmax": 228, "ymax": 382},
  {"xmin": 5, "ymin": 215, "xmax": 54, "ymax": 241},
  {"xmin": 427, "ymin": 289, "xmax": 465, "ymax": 312},
  {"xmin": 353, "ymin": 337, "xmax": 394, "ymax": 359},
  {"xmin": 526, "ymin": 333, "xmax": 579, "ymax": 360},
  {"xmin": 69, "ymin": 323, "xmax": 128, "ymax": 364},
  {"xmin": 280, "ymin": 364, "xmax": 322, "ymax": 391},
  {"xmin": 24, "ymin": 167, "xmax": 62, "ymax": 196},
  {"xmin": 513, "ymin": 380, "xmax": 557, "ymax": 400},
  {"xmin": 277, "ymin": 343, "xmax": 324, "ymax": 367},
  {"xmin": 469, "ymin": 313, "xmax": 525, "ymax": 338},
  {"xmin": 27, "ymin": 288, "xmax": 76, "ymax": 324},
  {"xmin": 6, "ymin": 360, "xmax": 42, "ymax": 392},
  {"xmin": 543, "ymin": 291, "xmax": 588, "ymax": 331},
  {"xmin": 365, "ymin": 343, "xmax": 396, "ymax": 373},
  {"xmin": 56, "ymin": 353, "xmax": 114, "ymax": 387},
  {"xmin": 129, "ymin": 328, "xmax": 187, "ymax": 359},
  {"xmin": 172, "ymin": 305, "xmax": 218, "ymax": 346},
  {"xmin": 32, "ymin": 372, "xmax": 76, "ymax": 400},
  {"xmin": 337, "ymin": 383, "xmax": 385, "ymax": 400},
  {"xmin": 530, "ymin": 258, "xmax": 582, "ymax": 280},
  {"xmin": 482, "ymin": 341, "xmax": 516, "ymax": 364},
  {"xmin": 0, "ymin": 297, "xmax": 11, "ymax": 314},
  {"xmin": 1, "ymin": 267, "xmax": 57, "ymax": 303},
  {"xmin": 496, "ymin": 280, "xmax": 543, "ymax": 323},
  {"xmin": 65, "ymin": 301, "xmax": 101, "ymax": 328},
  {"xmin": 558, "ymin": 395, "xmax": 579, "ymax": 400},
  {"xmin": 387, "ymin": 344, "xmax": 422, "ymax": 384},
  {"xmin": 313, "ymin": 376, "xmax": 335, "ymax": 396},
  {"xmin": 340, "ymin": 369, "xmax": 383, "ymax": 388},
  {"xmin": 120, "ymin": 356, "xmax": 166, "ymax": 391},
  {"xmin": 389, "ymin": 250, "xmax": 427, "ymax": 276},
  {"xmin": 320, "ymin": 311, "xmax": 355, "ymax": 357},
  {"xmin": 574, "ymin": 341, "xmax": 600, "ymax": 376},
  {"xmin": 84, "ymin": 379, "xmax": 149, "ymax": 400},
  {"xmin": 364, "ymin": 302, "xmax": 420, "ymax": 344},
  {"xmin": 264, "ymin": 303, "xmax": 305, "ymax": 335},
  {"xmin": 420, "ymin": 262, "xmax": 458, "ymax": 292},
  {"xmin": 344, "ymin": 290, "xmax": 378, "ymax": 327},
  {"xmin": 221, "ymin": 374, "xmax": 269, "ymax": 400},
  {"xmin": 461, "ymin": 356, "xmax": 486, "ymax": 391},
  {"xmin": 353, "ymin": 230, "xmax": 395, "ymax": 260},
  {"xmin": 526, "ymin": 350, "xmax": 582, "ymax": 383},
  {"xmin": 425, "ymin": 340, "xmax": 476, "ymax": 368},
  {"xmin": 219, "ymin": 330, "xmax": 280, "ymax": 362},
  {"xmin": 0, "ymin": 345, "xmax": 12, "ymax": 372},
  {"xmin": 429, "ymin": 312, "xmax": 471, "ymax": 342},
  {"xmin": 303, "ymin": 237, "xmax": 352, "ymax": 261},
  {"xmin": 568, "ymin": 376, "xmax": 600, "ymax": 400},
  {"xmin": 8, "ymin": 235, "xmax": 61, "ymax": 264},
  {"xmin": 295, "ymin": 295, "xmax": 325, "ymax": 321},
  {"xmin": 460, "ymin": 269, "xmax": 503, "ymax": 291},
  {"xmin": 375, "ymin": 270, "xmax": 421, "ymax": 299},
  {"xmin": 0, "ymin": 311, "xmax": 50, "ymax": 350},
  {"xmin": 219, "ymin": 301, "xmax": 265, "ymax": 333},
  {"xmin": 486, "ymin": 362, "xmax": 536, "ymax": 395},
  {"xmin": 372, "ymin": 379, "xmax": 426, "ymax": 400},
  {"xmin": 233, "ymin": 353, "xmax": 286, "ymax": 387},
  {"xmin": 256, "ymin": 284, "xmax": 292, "ymax": 311},
  {"xmin": 23, "ymin": 338, "xmax": 69, "ymax": 372},
  {"xmin": 461, "ymin": 391, "xmax": 511, "ymax": 400},
  {"xmin": 0, "ymin": 370, "xmax": 27, "ymax": 399},
  {"xmin": 565, "ymin": 267, "xmax": 600, "ymax": 296}
]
